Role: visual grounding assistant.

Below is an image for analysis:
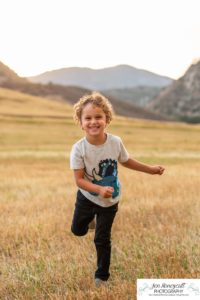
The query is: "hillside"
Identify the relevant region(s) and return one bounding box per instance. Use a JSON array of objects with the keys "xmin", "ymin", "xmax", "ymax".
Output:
[
  {"xmin": 0, "ymin": 61, "xmax": 90, "ymax": 103},
  {"xmin": 1, "ymin": 79, "xmax": 90, "ymax": 105},
  {"xmin": 0, "ymin": 87, "xmax": 73, "ymax": 118},
  {"xmin": 101, "ymin": 92, "xmax": 167, "ymax": 120},
  {"xmin": 148, "ymin": 60, "xmax": 200, "ymax": 123},
  {"xmin": 0, "ymin": 86, "xmax": 167, "ymax": 122},
  {"xmin": 0, "ymin": 61, "xmax": 168, "ymax": 121},
  {"xmin": 28, "ymin": 65, "xmax": 173, "ymax": 90},
  {"xmin": 0, "ymin": 61, "xmax": 26, "ymax": 84},
  {"xmin": 102, "ymin": 86, "xmax": 163, "ymax": 107}
]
